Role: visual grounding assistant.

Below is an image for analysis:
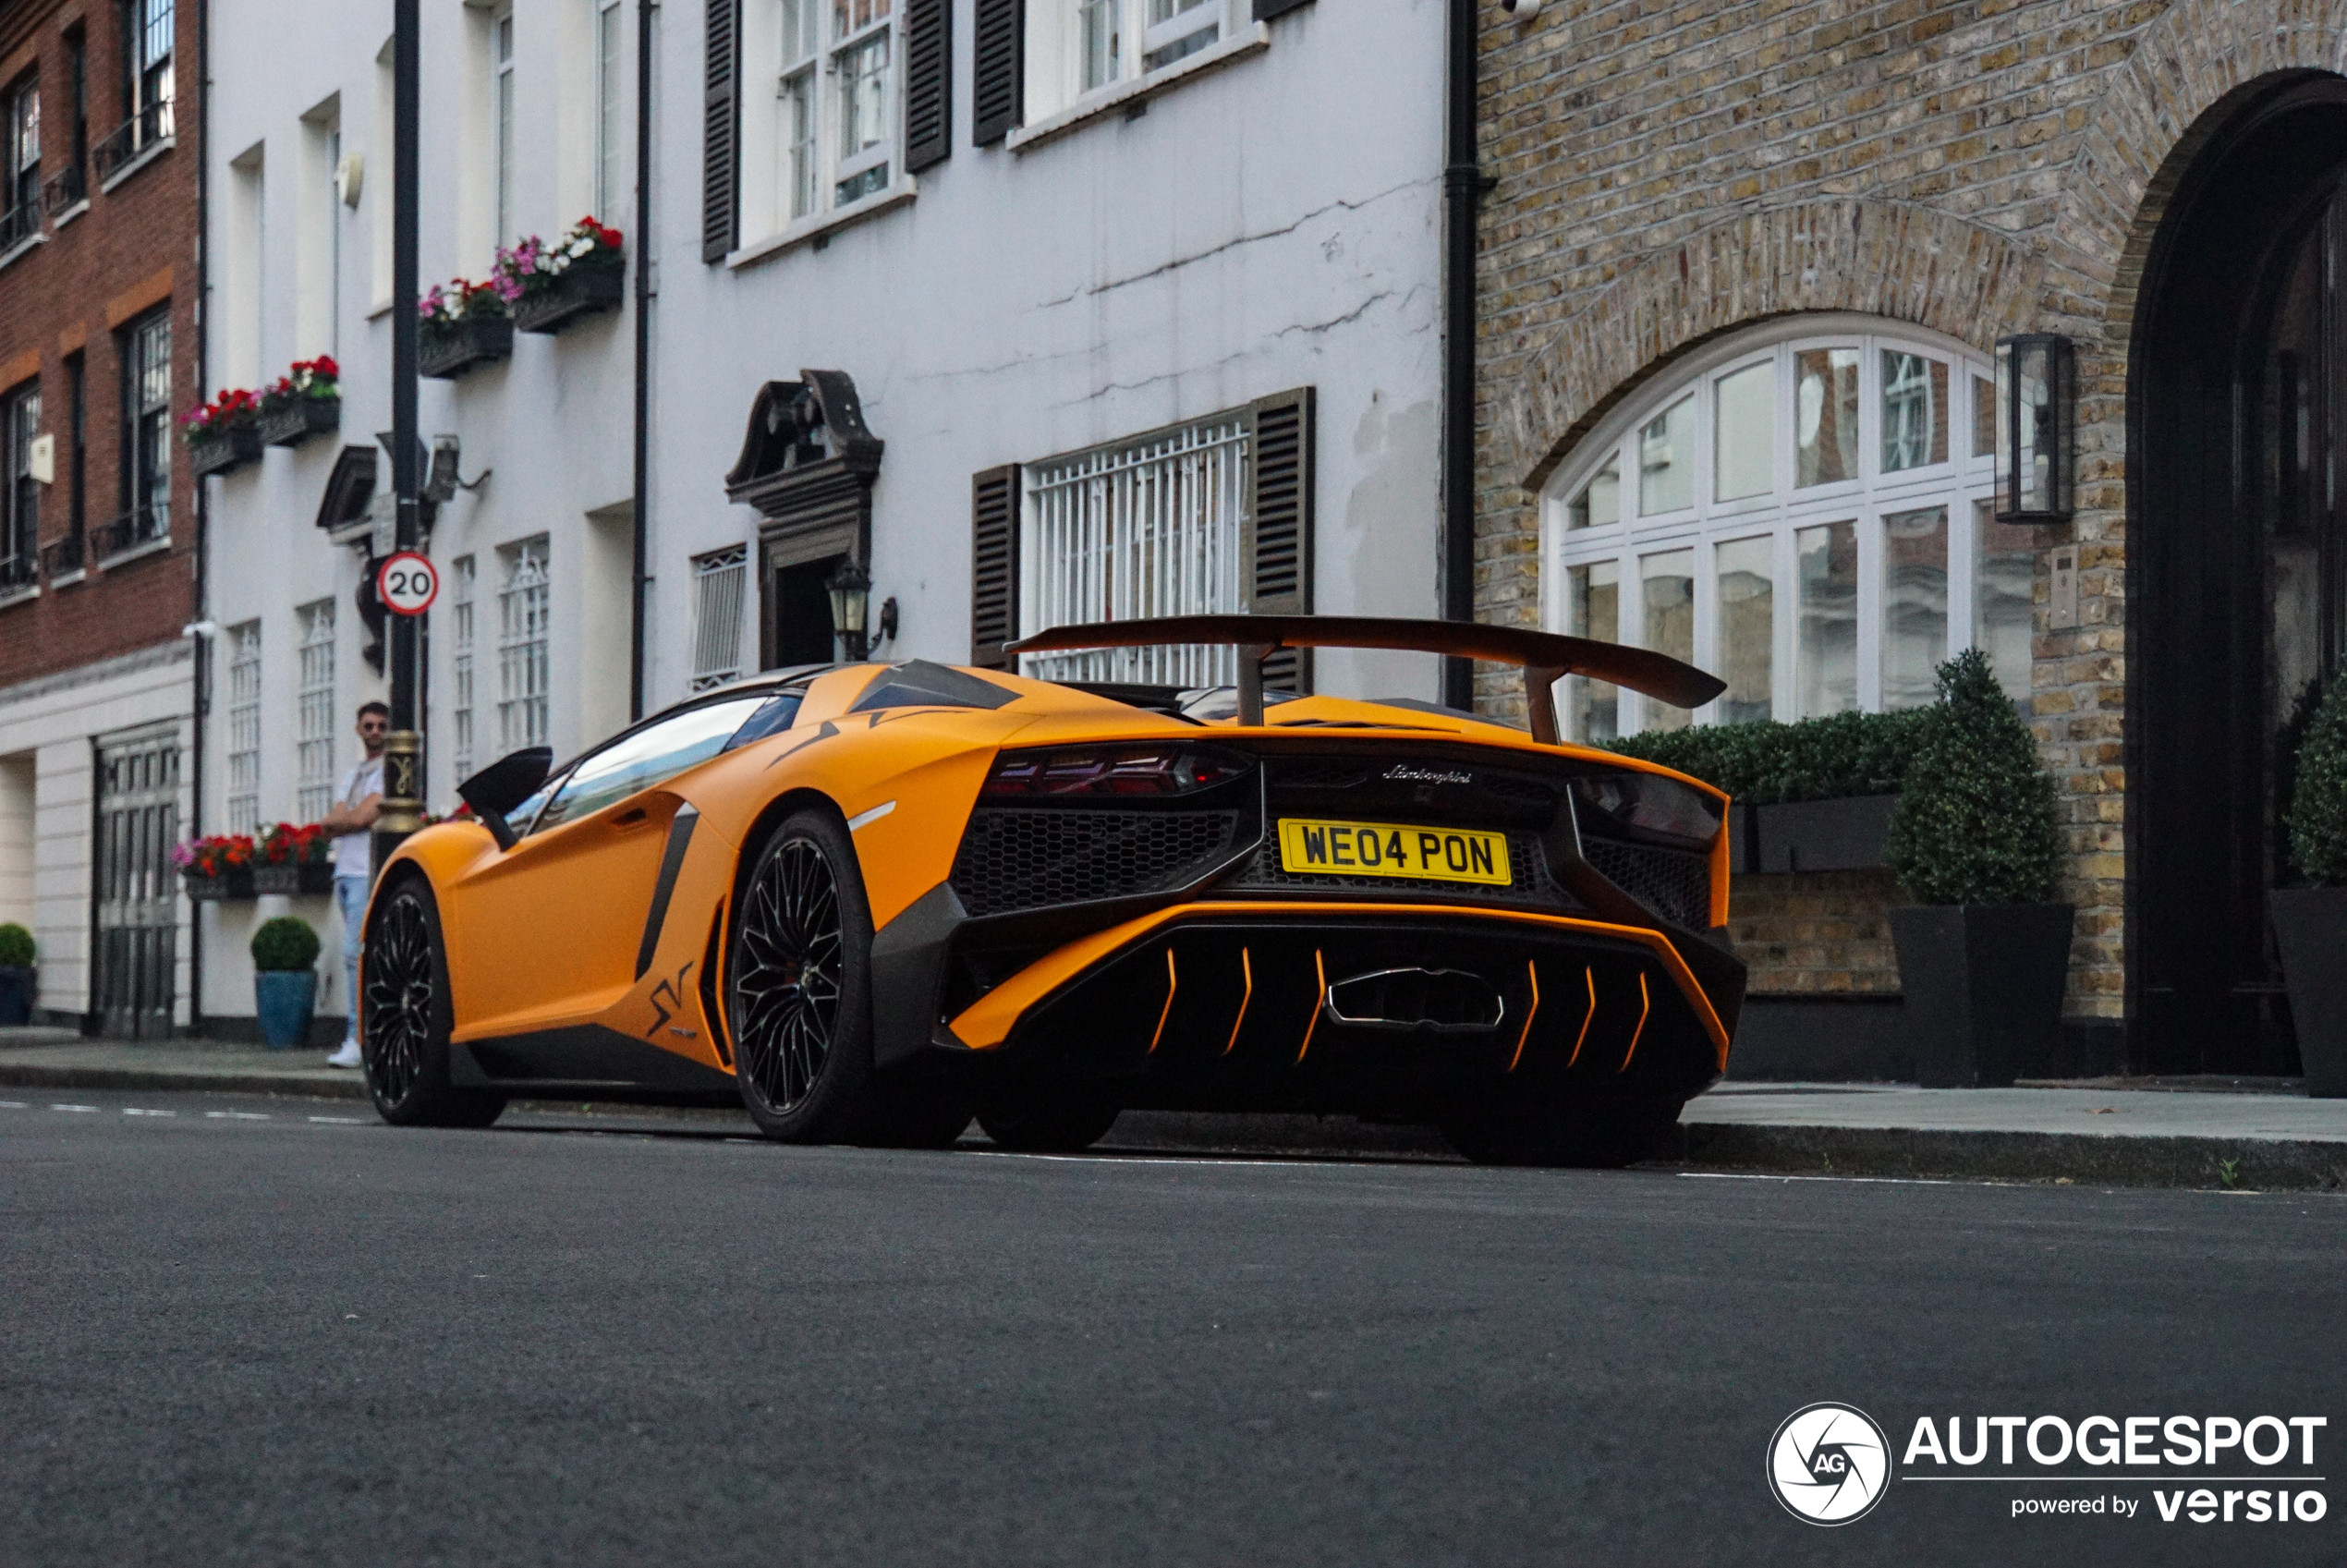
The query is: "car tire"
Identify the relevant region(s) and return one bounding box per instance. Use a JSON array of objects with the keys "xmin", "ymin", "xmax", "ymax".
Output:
[
  {"xmin": 727, "ymin": 807, "xmax": 967, "ymax": 1147},
  {"xmin": 362, "ymin": 876, "xmax": 508, "ymax": 1129},
  {"xmin": 1437, "ymin": 1087, "xmax": 1684, "ymax": 1169},
  {"xmin": 976, "ymin": 1090, "xmax": 1122, "ymax": 1154}
]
